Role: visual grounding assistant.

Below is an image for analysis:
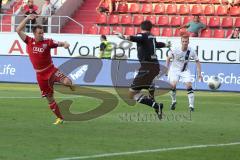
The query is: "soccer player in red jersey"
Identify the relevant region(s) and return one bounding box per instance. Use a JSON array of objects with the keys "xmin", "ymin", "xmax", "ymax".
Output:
[{"xmin": 16, "ymin": 14, "xmax": 74, "ymax": 125}]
